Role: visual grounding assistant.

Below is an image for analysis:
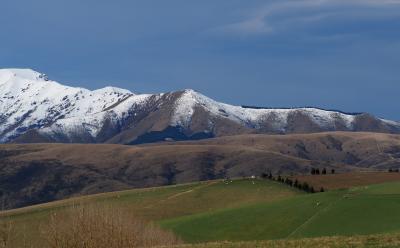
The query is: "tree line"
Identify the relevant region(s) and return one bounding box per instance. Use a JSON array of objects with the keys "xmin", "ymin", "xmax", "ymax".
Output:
[
  {"xmin": 261, "ymin": 173, "xmax": 324, "ymax": 194},
  {"xmin": 310, "ymin": 168, "xmax": 335, "ymax": 175}
]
